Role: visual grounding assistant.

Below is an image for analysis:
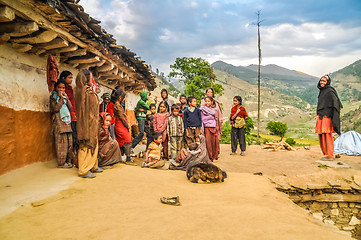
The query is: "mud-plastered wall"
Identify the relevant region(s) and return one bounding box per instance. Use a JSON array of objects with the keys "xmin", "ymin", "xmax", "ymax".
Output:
[{"xmin": 0, "ymin": 45, "xmax": 78, "ymax": 174}]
